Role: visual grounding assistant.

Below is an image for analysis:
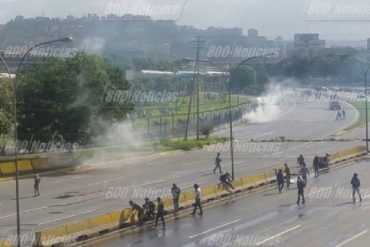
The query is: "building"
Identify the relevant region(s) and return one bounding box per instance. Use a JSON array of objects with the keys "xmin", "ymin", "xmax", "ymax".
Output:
[{"xmin": 294, "ymin": 33, "xmax": 326, "ymax": 49}]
